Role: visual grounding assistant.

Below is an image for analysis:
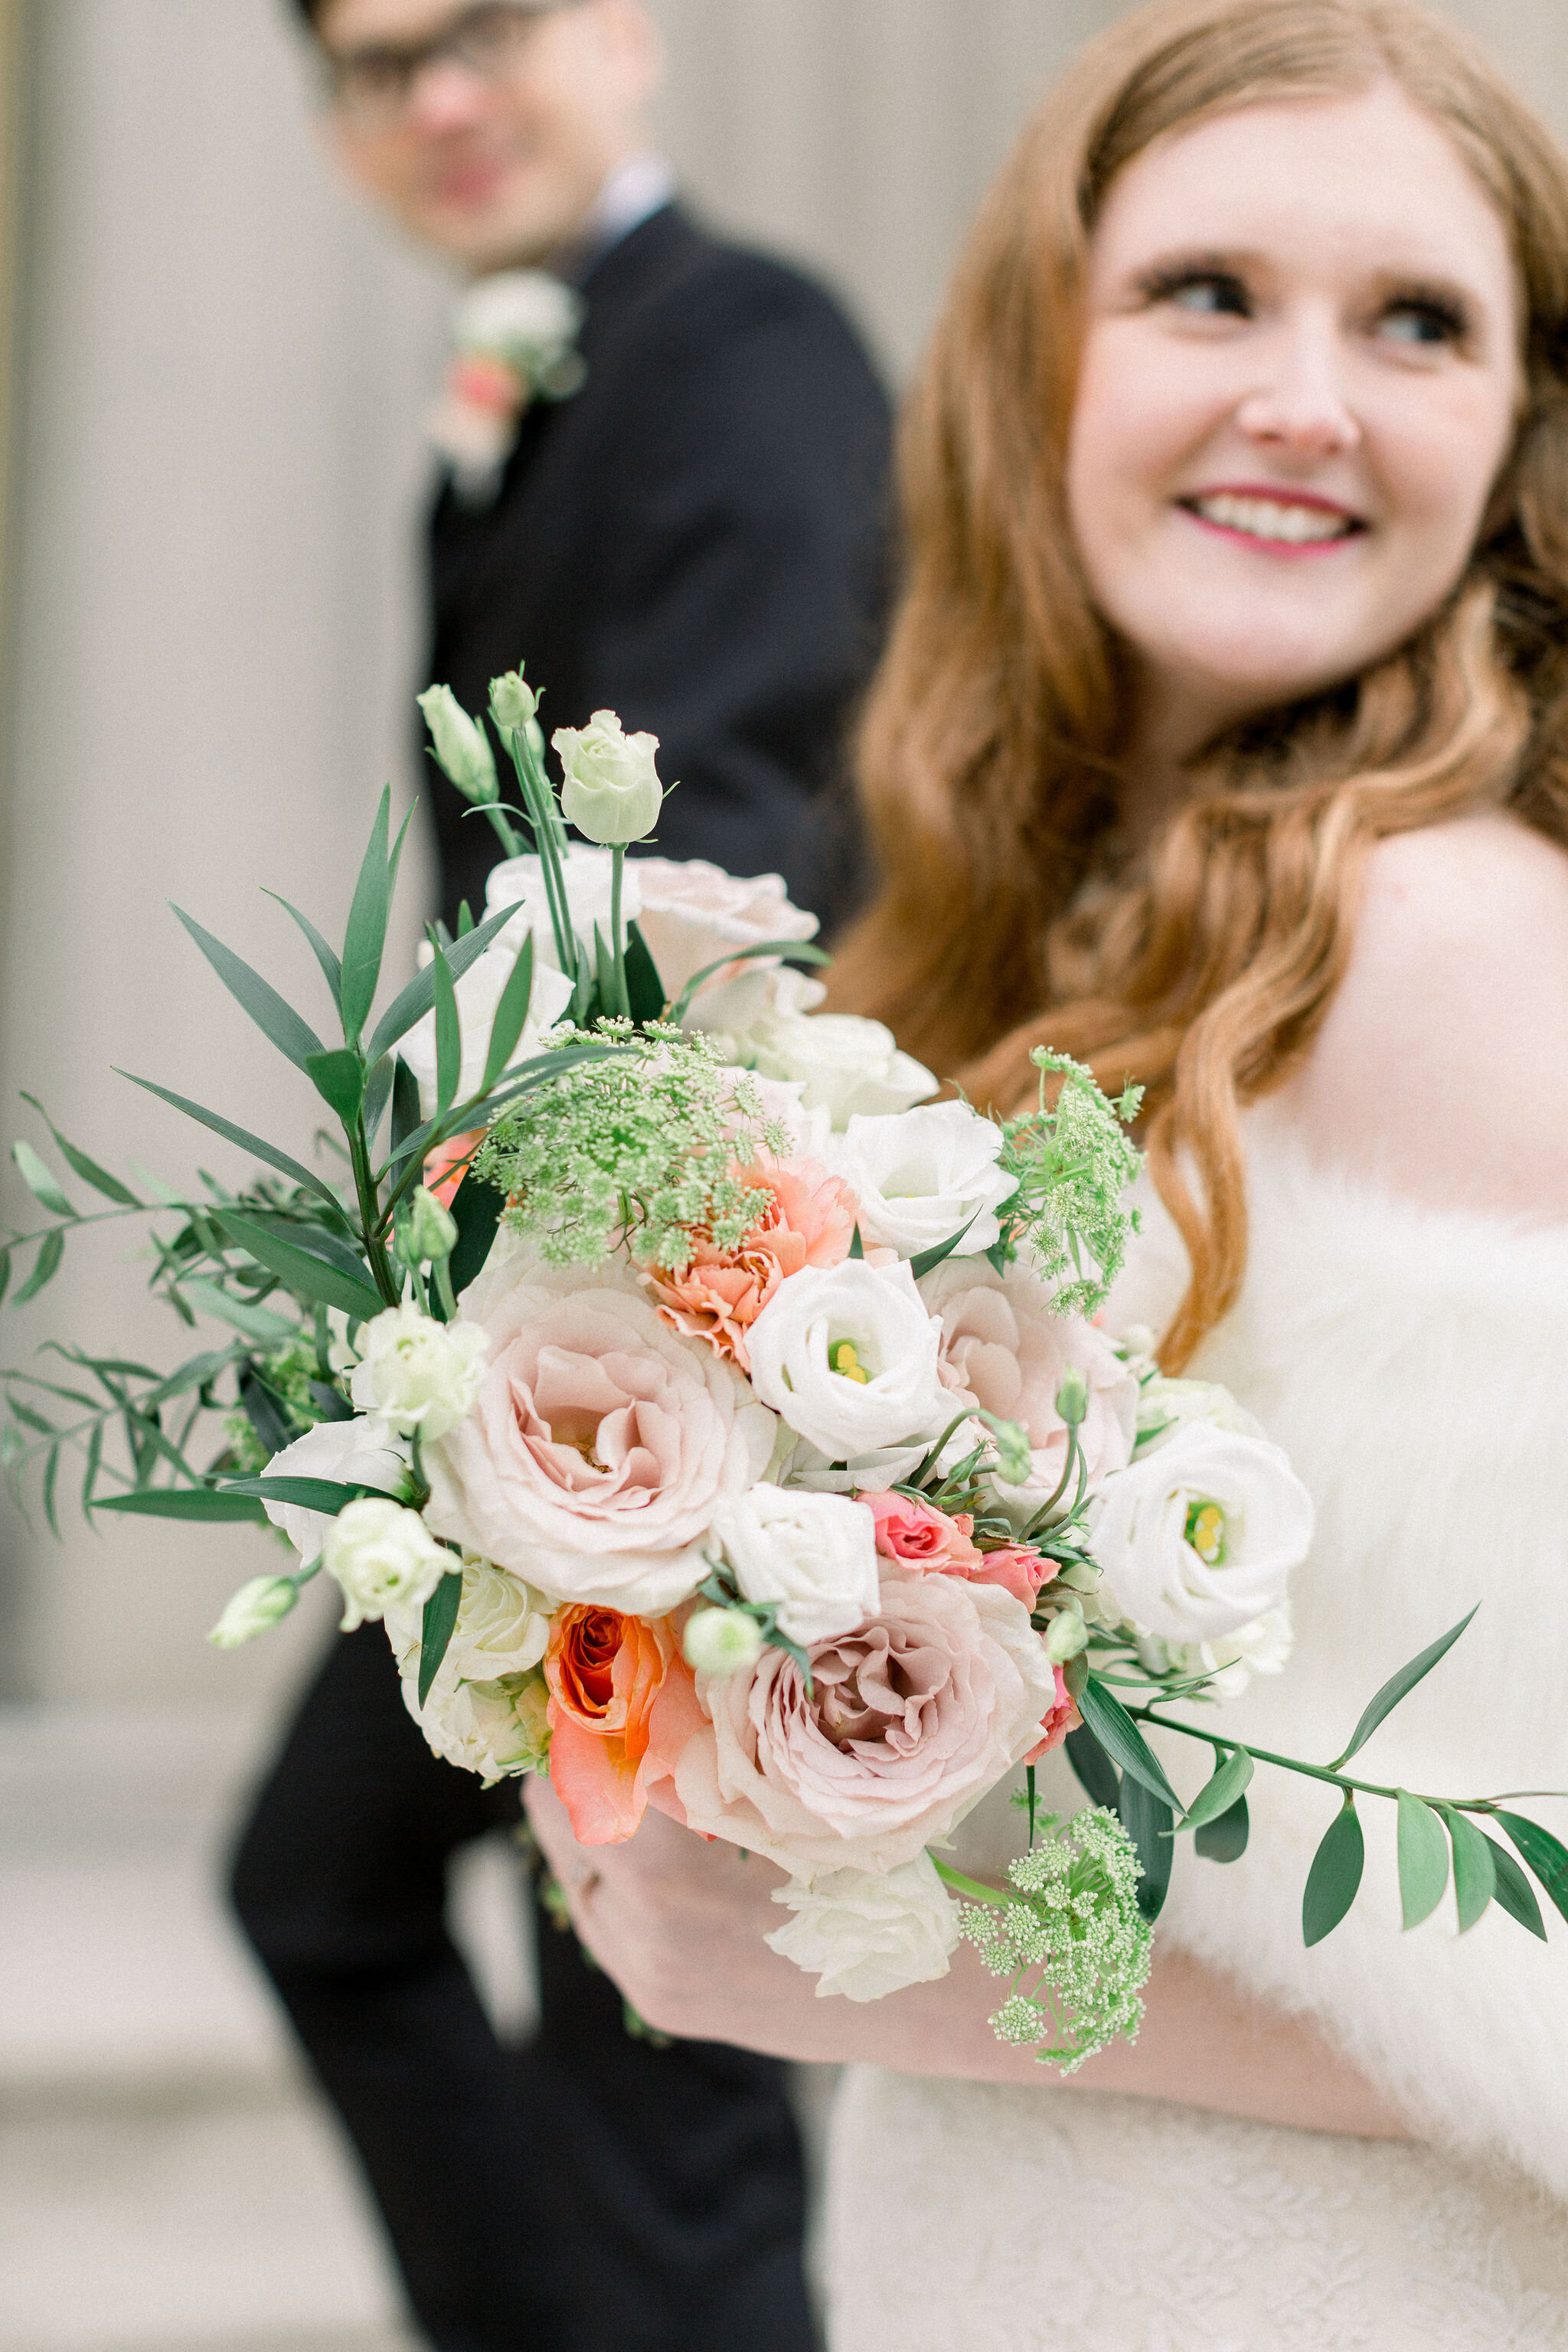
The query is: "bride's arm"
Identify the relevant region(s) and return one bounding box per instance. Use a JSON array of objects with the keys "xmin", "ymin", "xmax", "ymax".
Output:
[{"xmin": 525, "ymin": 1779, "xmax": 1410, "ymax": 2138}]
